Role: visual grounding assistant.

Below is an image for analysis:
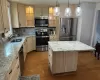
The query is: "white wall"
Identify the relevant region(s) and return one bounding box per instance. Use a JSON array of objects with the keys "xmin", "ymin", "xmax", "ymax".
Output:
[
  {"xmin": 77, "ymin": 2, "xmax": 96, "ymax": 46},
  {"xmin": 91, "ymin": 3, "xmax": 100, "ymax": 46}
]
